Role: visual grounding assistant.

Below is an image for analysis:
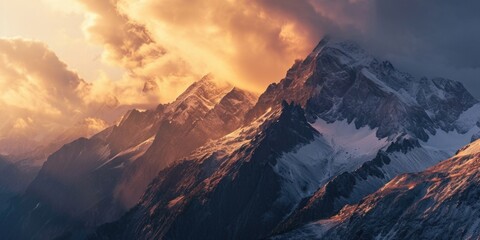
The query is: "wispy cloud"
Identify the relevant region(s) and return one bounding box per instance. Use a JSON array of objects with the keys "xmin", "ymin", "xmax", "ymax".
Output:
[{"xmin": 0, "ymin": 39, "xmax": 125, "ymax": 154}]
